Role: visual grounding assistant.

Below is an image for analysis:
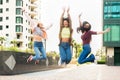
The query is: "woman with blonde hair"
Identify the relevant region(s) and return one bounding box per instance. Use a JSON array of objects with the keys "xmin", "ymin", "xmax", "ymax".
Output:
[{"xmin": 22, "ymin": 8, "xmax": 52, "ymax": 64}]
